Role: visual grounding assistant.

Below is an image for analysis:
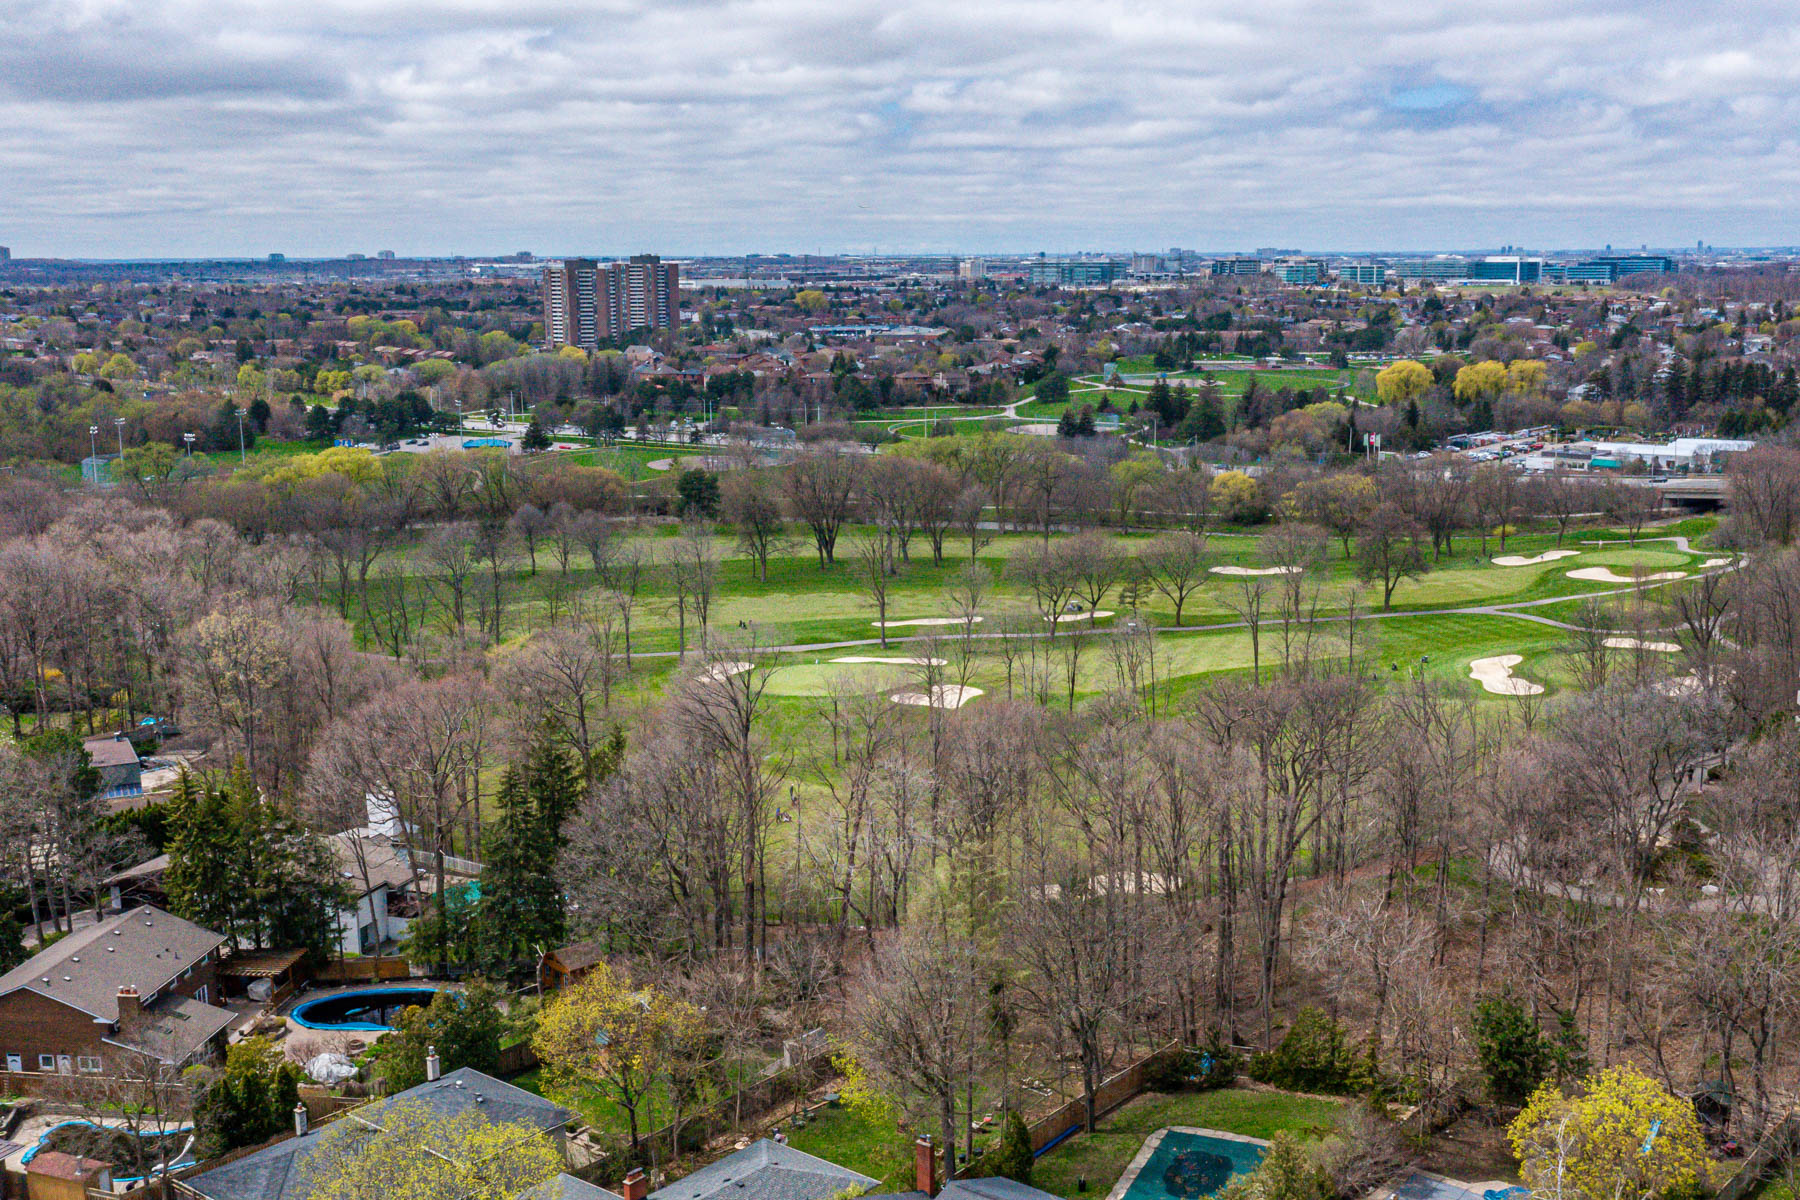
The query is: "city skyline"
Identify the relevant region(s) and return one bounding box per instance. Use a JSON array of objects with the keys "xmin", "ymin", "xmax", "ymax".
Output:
[{"xmin": 5, "ymin": 1, "xmax": 1798, "ymax": 258}]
